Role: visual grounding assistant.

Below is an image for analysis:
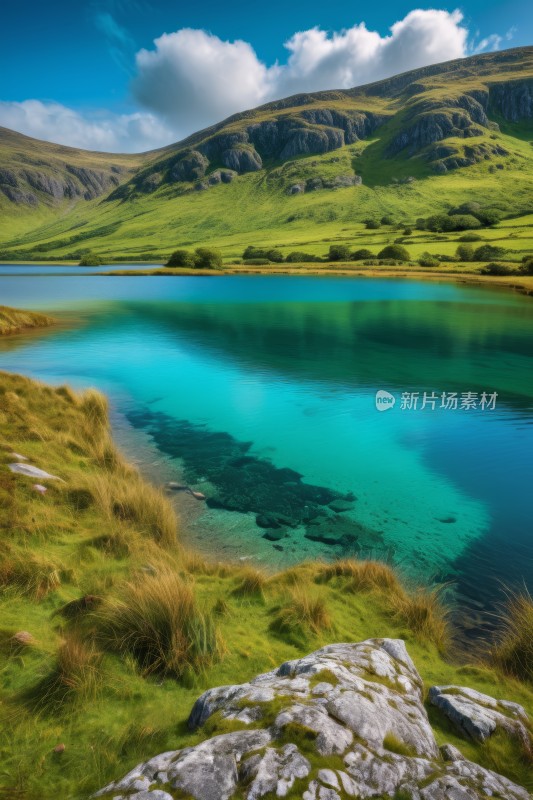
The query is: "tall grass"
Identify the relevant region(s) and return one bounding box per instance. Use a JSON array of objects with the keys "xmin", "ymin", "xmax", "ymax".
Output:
[
  {"xmin": 492, "ymin": 588, "xmax": 533, "ymax": 683},
  {"xmin": 232, "ymin": 567, "xmax": 268, "ymax": 599},
  {"xmin": 270, "ymin": 588, "xmax": 332, "ymax": 644},
  {"xmin": 25, "ymin": 634, "xmax": 102, "ymax": 712},
  {"xmin": 93, "ymin": 569, "xmax": 224, "ymax": 678},
  {"xmin": 391, "ymin": 586, "xmax": 451, "ymax": 652},
  {"xmin": 0, "ymin": 548, "xmax": 63, "ymax": 599}
]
